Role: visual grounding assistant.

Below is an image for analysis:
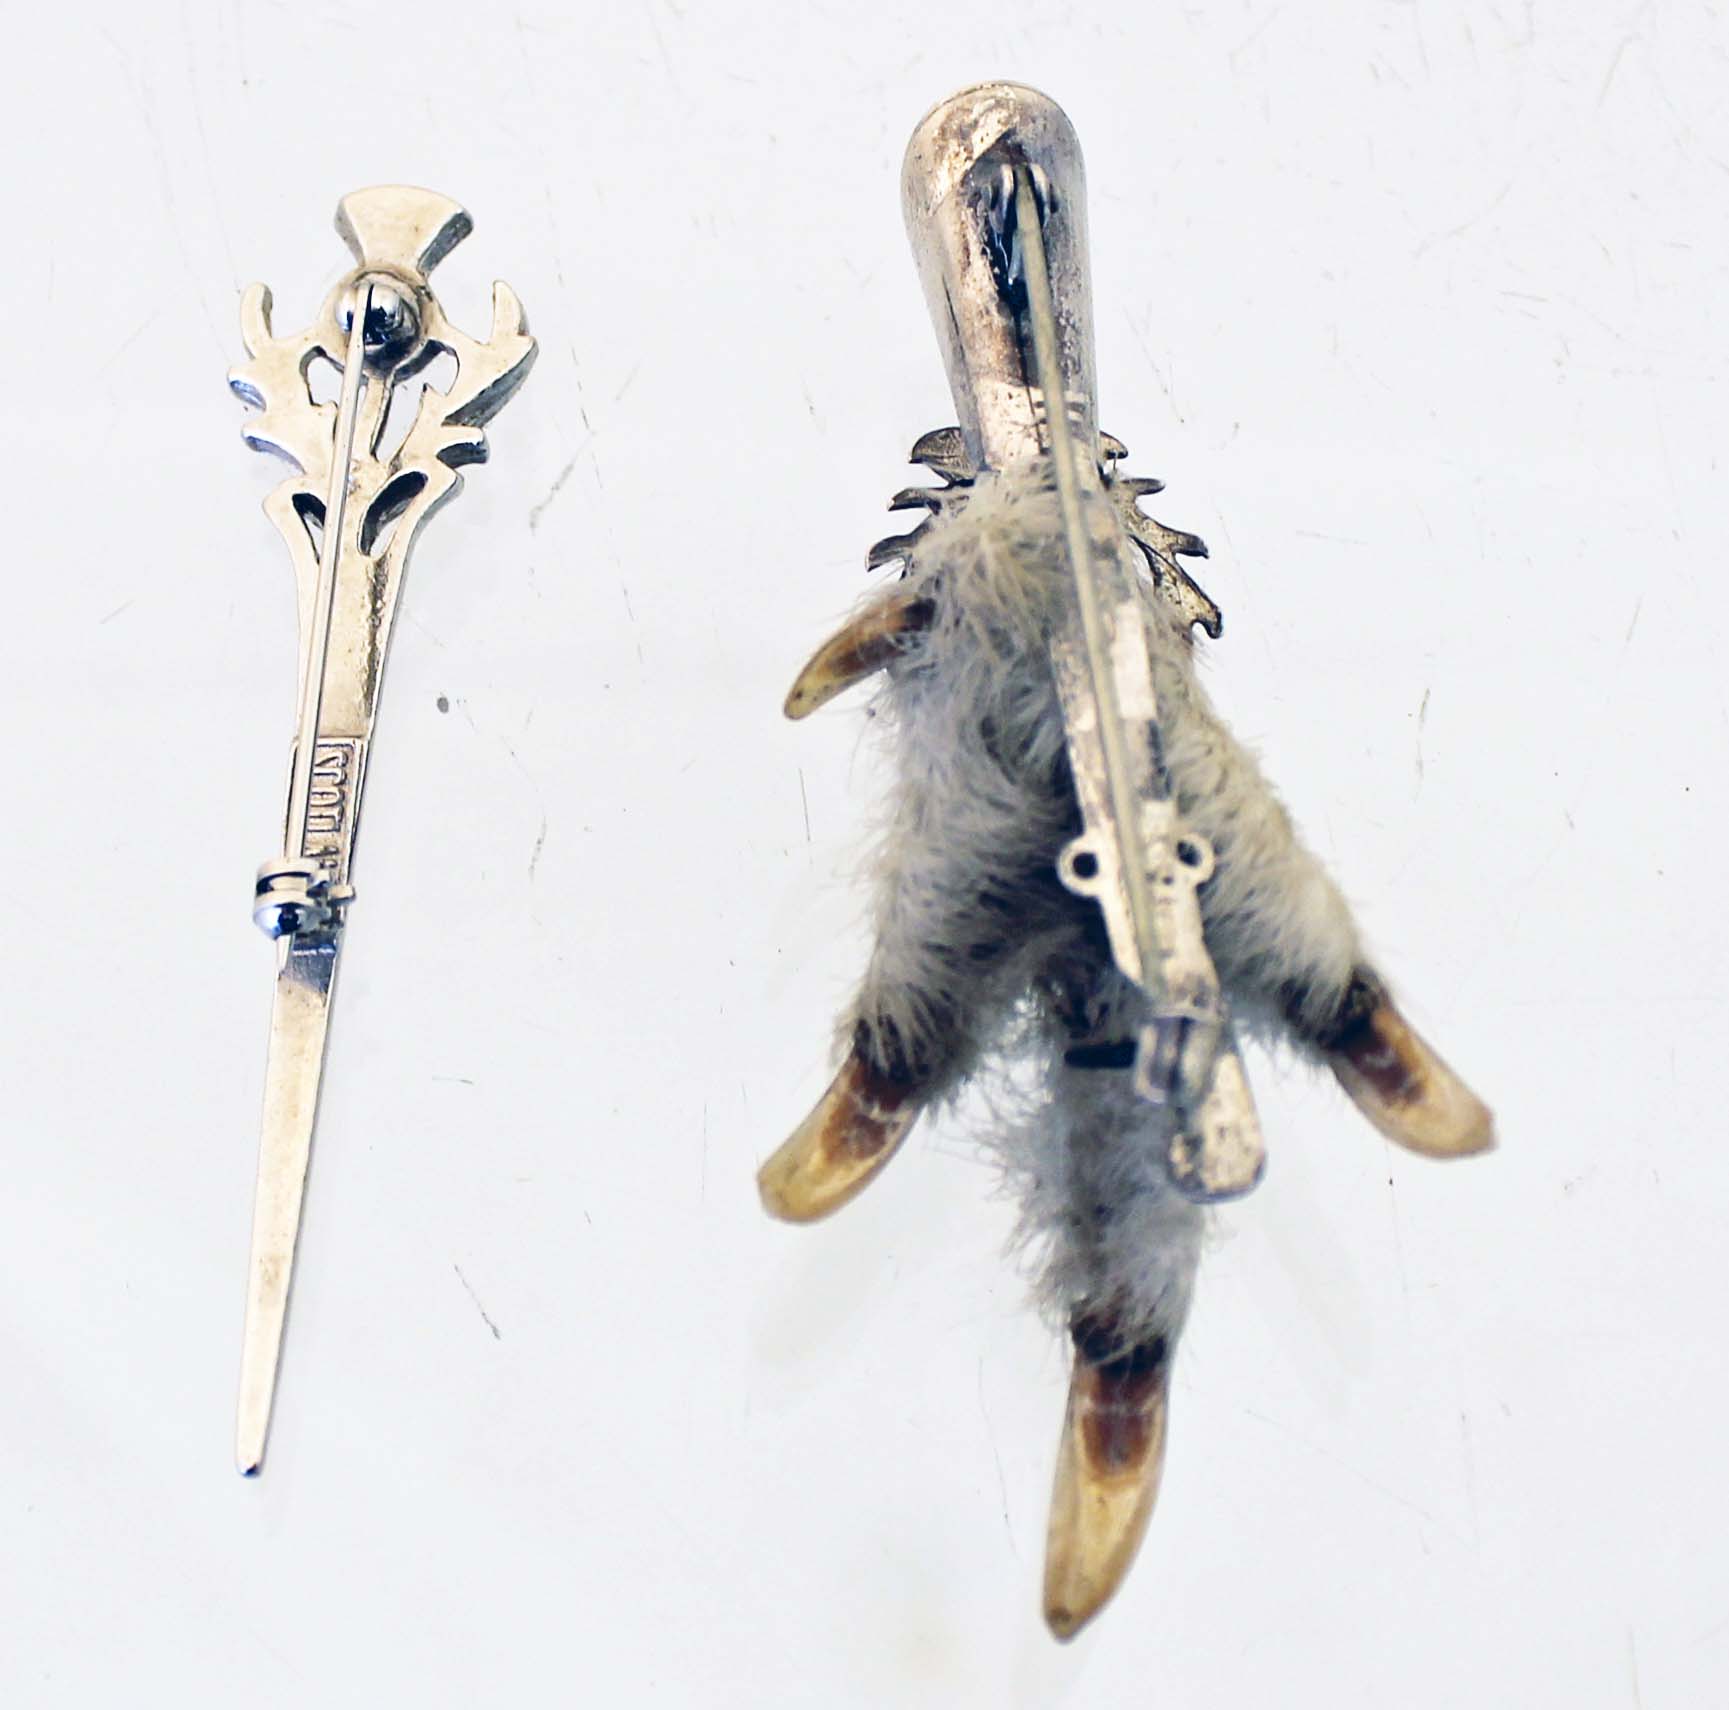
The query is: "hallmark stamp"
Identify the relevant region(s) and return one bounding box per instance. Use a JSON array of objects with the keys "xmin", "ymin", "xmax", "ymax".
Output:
[{"xmin": 297, "ymin": 736, "xmax": 364, "ymax": 879}]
